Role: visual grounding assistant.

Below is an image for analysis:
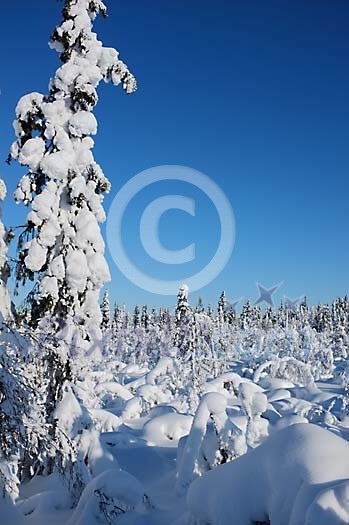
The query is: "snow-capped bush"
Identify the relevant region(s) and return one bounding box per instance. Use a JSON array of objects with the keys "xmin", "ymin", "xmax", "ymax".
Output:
[
  {"xmin": 176, "ymin": 392, "xmax": 246, "ymax": 495},
  {"xmin": 68, "ymin": 469, "xmax": 147, "ymax": 525}
]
